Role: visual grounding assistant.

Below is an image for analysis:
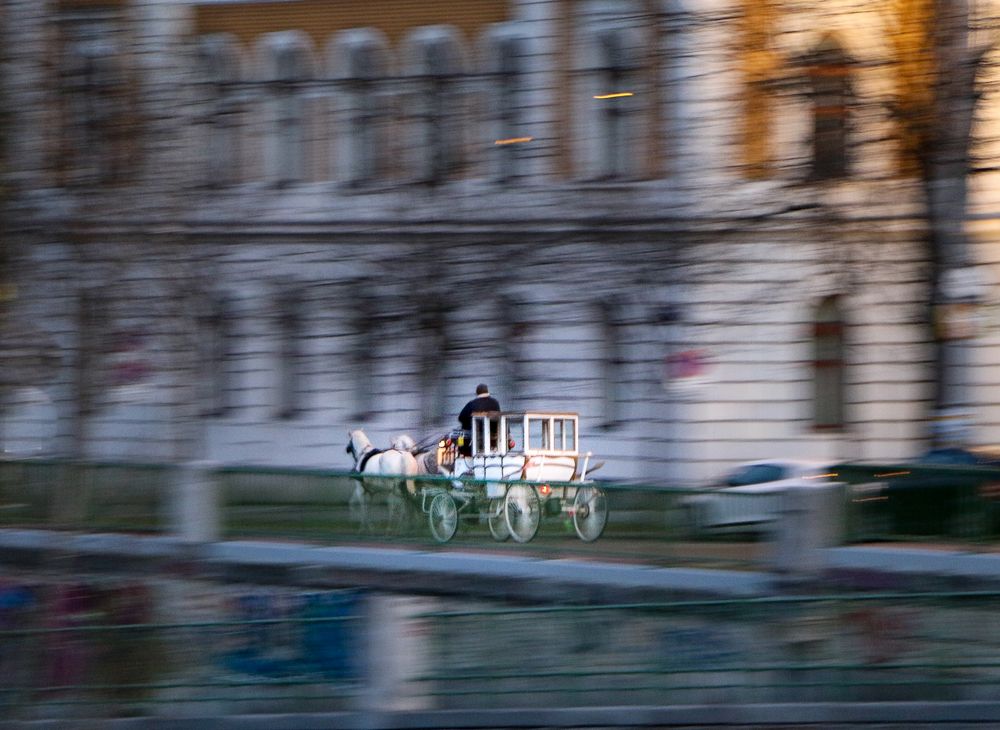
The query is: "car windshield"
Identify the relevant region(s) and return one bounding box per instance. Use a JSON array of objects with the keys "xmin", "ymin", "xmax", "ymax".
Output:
[
  {"xmin": 917, "ymin": 448, "xmax": 983, "ymax": 465},
  {"xmin": 723, "ymin": 463, "xmax": 787, "ymax": 486}
]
